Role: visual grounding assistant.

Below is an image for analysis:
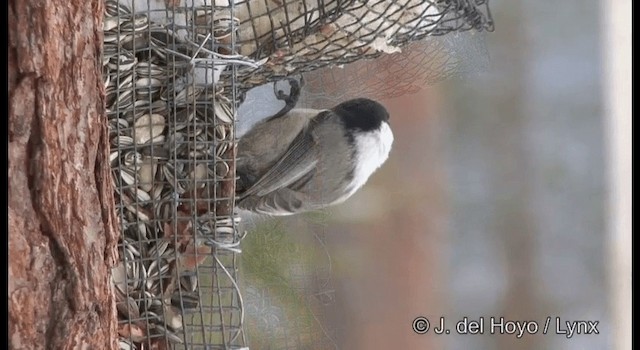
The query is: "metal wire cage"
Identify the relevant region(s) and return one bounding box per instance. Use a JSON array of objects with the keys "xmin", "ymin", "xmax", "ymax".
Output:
[
  {"xmin": 223, "ymin": 0, "xmax": 494, "ymax": 91},
  {"xmin": 104, "ymin": 0, "xmax": 247, "ymax": 348},
  {"xmin": 103, "ymin": 0, "xmax": 492, "ymax": 349},
  {"xmin": 299, "ymin": 29, "xmax": 491, "ymax": 107}
]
